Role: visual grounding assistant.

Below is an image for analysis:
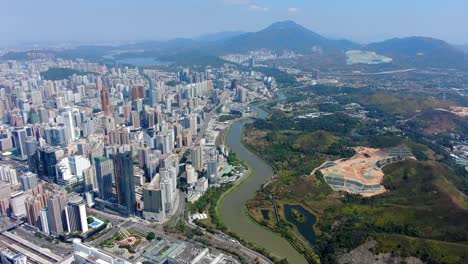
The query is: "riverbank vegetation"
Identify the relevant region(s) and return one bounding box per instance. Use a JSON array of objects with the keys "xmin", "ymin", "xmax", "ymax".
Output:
[
  {"xmin": 189, "ymin": 184, "xmax": 232, "ymax": 231},
  {"xmin": 290, "ymin": 208, "xmax": 307, "ymax": 223},
  {"xmin": 189, "ymin": 180, "xmax": 290, "ymax": 263},
  {"xmin": 244, "ymin": 85, "xmax": 468, "ymax": 263},
  {"xmin": 218, "ymin": 114, "xmax": 240, "ymax": 122},
  {"xmin": 227, "ymin": 152, "xmax": 245, "ymax": 167}
]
